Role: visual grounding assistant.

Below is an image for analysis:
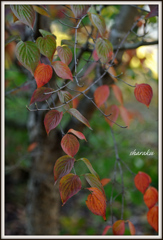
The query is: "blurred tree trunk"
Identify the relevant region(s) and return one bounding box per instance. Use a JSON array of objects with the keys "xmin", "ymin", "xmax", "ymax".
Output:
[{"xmin": 26, "ymin": 5, "xmax": 138, "ymax": 235}]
